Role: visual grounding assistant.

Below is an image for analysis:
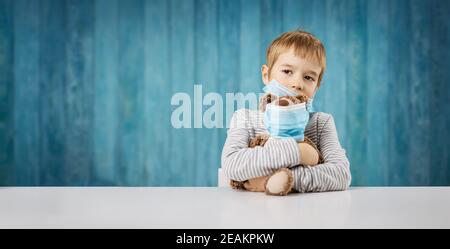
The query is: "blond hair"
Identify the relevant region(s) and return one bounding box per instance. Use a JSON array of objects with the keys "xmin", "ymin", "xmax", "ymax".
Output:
[{"xmin": 266, "ymin": 30, "xmax": 326, "ymax": 86}]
